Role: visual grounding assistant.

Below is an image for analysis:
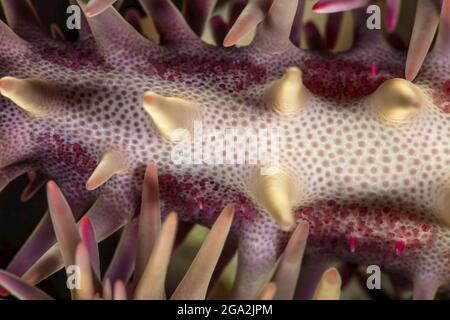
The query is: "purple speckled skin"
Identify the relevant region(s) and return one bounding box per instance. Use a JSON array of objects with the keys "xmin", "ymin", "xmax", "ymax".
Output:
[{"xmin": 1, "ymin": 0, "xmax": 450, "ymax": 299}]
